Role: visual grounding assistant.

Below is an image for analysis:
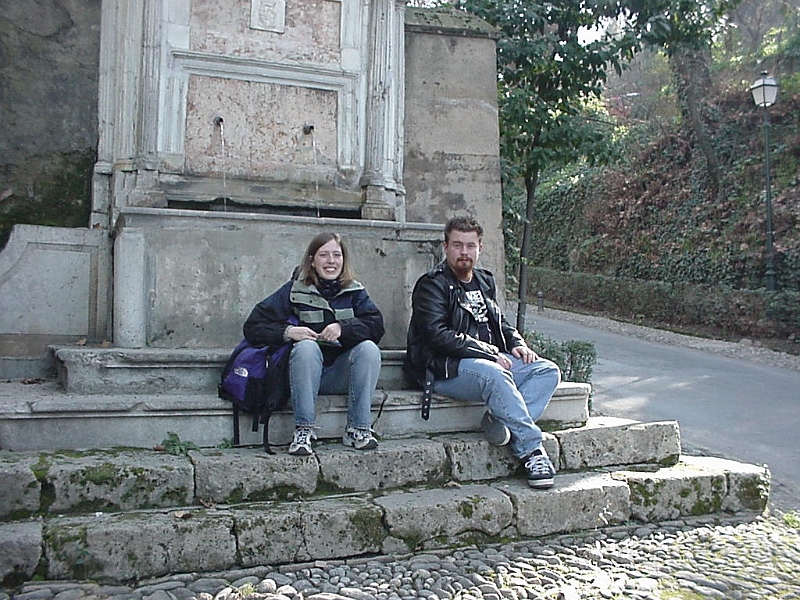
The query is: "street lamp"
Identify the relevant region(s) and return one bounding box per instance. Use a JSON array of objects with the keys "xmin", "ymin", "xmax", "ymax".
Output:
[{"xmin": 749, "ymin": 71, "xmax": 779, "ymax": 291}]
